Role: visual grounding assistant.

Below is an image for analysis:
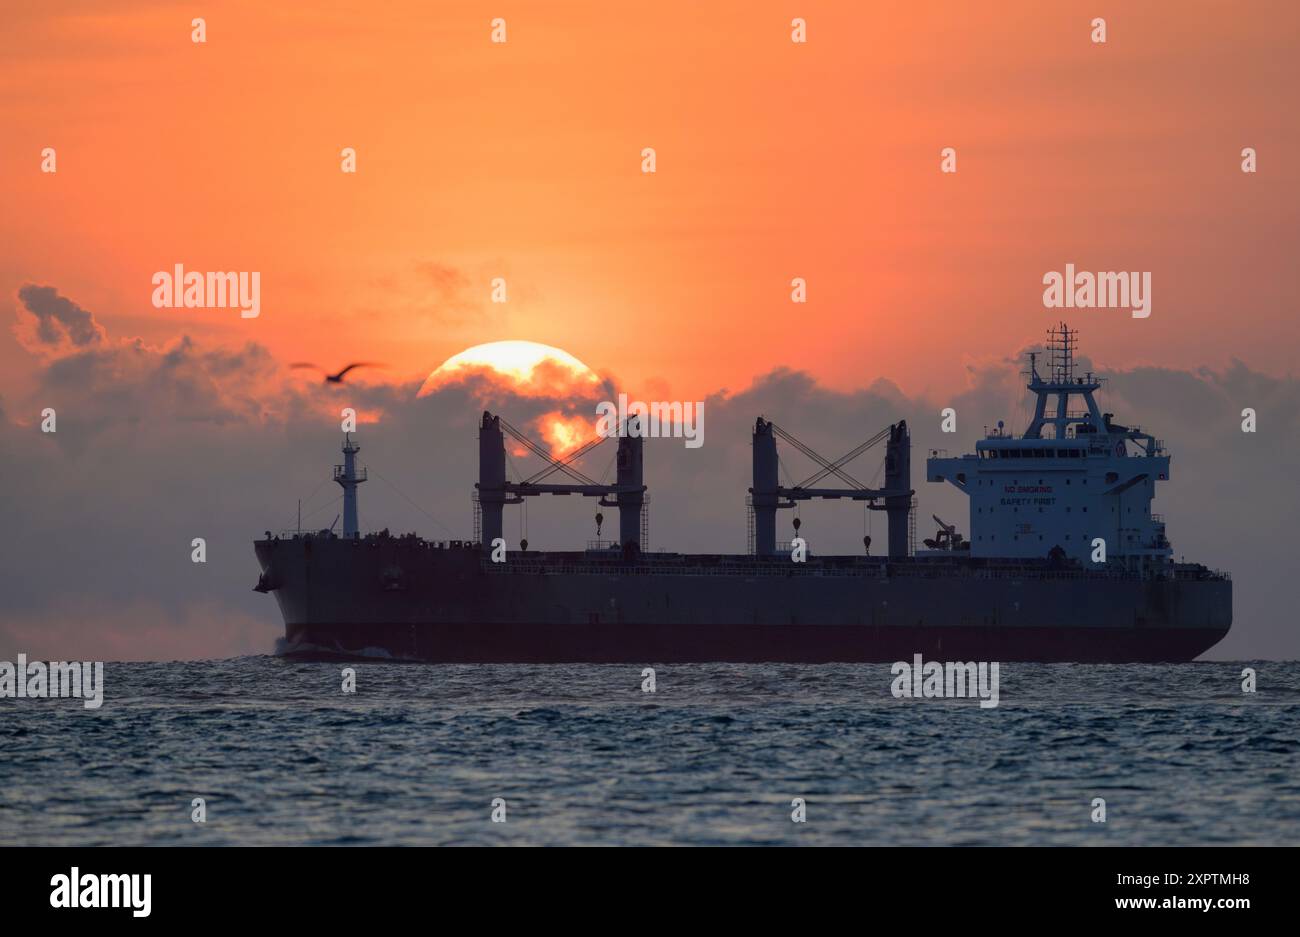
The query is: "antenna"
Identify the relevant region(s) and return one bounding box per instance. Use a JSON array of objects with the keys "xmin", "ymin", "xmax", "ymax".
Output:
[
  {"xmin": 1047, "ymin": 322, "xmax": 1077, "ymax": 384},
  {"xmin": 1023, "ymin": 351, "xmax": 1040, "ymax": 385}
]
